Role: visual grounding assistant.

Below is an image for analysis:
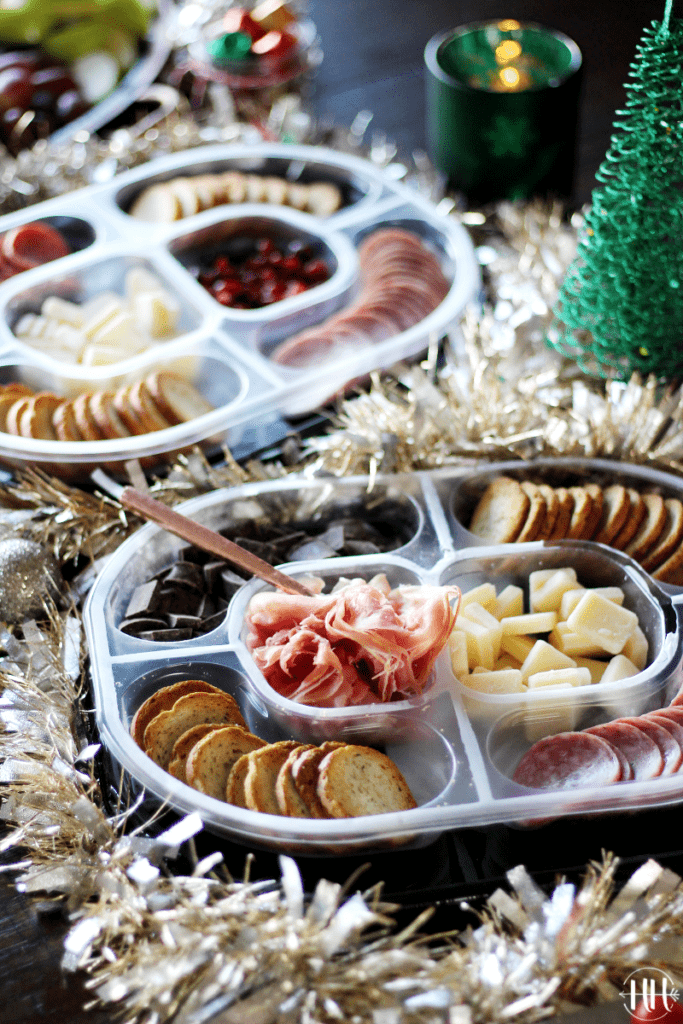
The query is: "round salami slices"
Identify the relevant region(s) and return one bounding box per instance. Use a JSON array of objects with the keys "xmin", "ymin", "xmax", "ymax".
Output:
[
  {"xmin": 513, "ymin": 732, "xmax": 622, "ymax": 791},
  {"xmin": 584, "ymin": 721, "xmax": 664, "ymax": 780}
]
